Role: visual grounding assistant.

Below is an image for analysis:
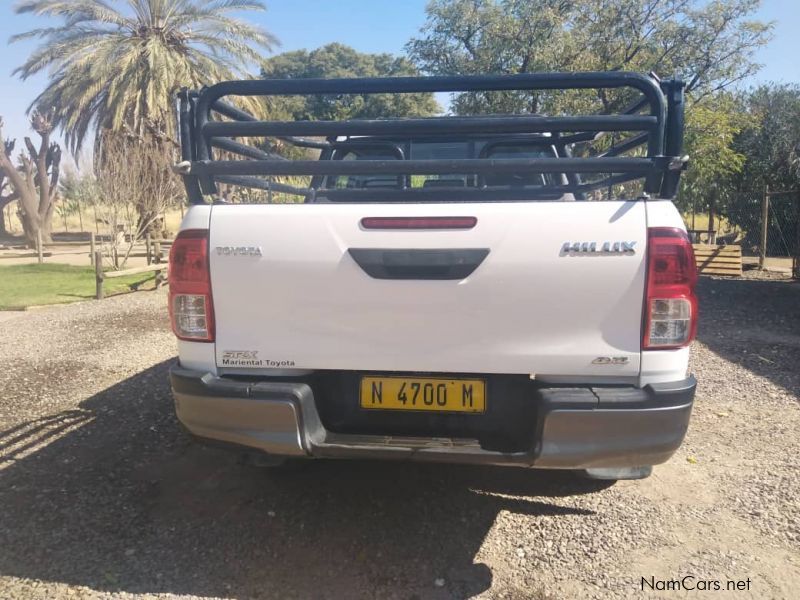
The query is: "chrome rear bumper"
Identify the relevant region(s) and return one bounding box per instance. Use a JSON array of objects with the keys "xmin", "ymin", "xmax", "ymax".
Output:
[{"xmin": 171, "ymin": 366, "xmax": 695, "ymax": 469}]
